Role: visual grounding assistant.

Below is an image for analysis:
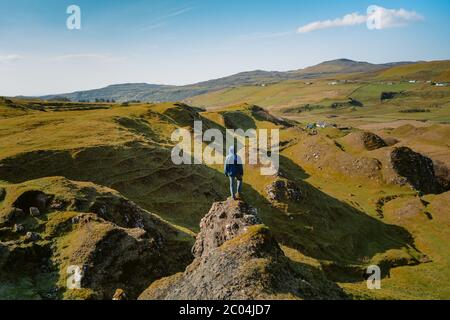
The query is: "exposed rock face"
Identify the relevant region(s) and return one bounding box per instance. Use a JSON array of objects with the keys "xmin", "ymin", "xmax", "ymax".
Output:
[
  {"xmin": 341, "ymin": 131, "xmax": 387, "ymax": 152},
  {"xmin": 433, "ymin": 160, "xmax": 450, "ymax": 191},
  {"xmin": 139, "ymin": 199, "xmax": 347, "ymax": 300},
  {"xmin": 25, "ymin": 231, "xmax": 40, "ymax": 242},
  {"xmin": 0, "ymin": 177, "xmax": 194, "ymax": 300},
  {"xmin": 390, "ymin": 147, "xmax": 441, "ymax": 194},
  {"xmin": 13, "ymin": 191, "xmax": 48, "ymax": 214},
  {"xmin": 13, "ymin": 224, "xmax": 24, "ymax": 233},
  {"xmin": 381, "ymin": 91, "xmax": 402, "ymax": 101},
  {"xmin": 29, "ymin": 207, "xmax": 40, "ymax": 217},
  {"xmin": 0, "ymin": 187, "xmax": 5, "ymax": 201},
  {"xmin": 249, "ymin": 105, "xmax": 293, "ymax": 128},
  {"xmin": 360, "ymin": 132, "xmax": 387, "ymax": 151},
  {"xmin": 192, "ymin": 200, "xmax": 261, "ymax": 258},
  {"xmin": 265, "ymin": 179, "xmax": 302, "ymax": 203},
  {"xmin": 3, "ymin": 207, "xmax": 25, "ymax": 223}
]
